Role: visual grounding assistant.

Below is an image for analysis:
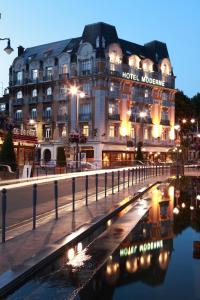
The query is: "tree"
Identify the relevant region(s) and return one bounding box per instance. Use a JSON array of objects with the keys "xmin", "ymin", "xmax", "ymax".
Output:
[
  {"xmin": 135, "ymin": 142, "xmax": 143, "ymax": 161},
  {"xmin": 175, "ymin": 90, "xmax": 193, "ymax": 122},
  {"xmin": 56, "ymin": 147, "xmax": 66, "ymax": 167},
  {"xmin": 0, "ymin": 131, "xmax": 17, "ymax": 171}
]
